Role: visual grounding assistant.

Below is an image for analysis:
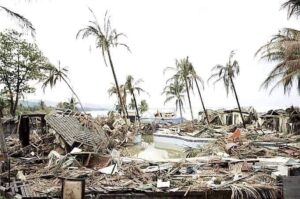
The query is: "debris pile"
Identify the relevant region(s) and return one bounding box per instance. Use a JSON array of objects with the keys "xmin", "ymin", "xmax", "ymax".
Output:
[{"xmin": 0, "ymin": 107, "xmax": 299, "ymax": 198}]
